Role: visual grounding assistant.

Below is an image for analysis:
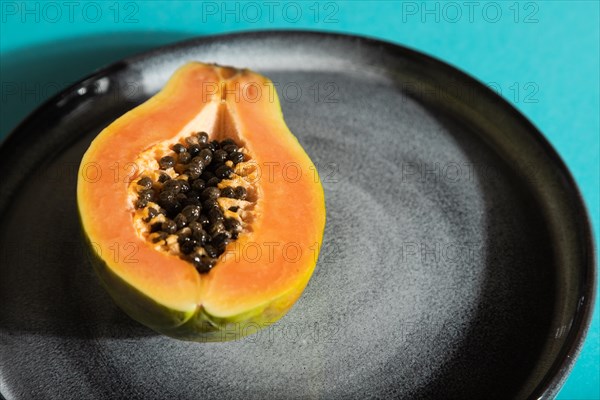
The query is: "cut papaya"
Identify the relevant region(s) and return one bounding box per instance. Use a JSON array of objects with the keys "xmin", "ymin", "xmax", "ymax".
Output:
[{"xmin": 77, "ymin": 62, "xmax": 326, "ymax": 341}]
